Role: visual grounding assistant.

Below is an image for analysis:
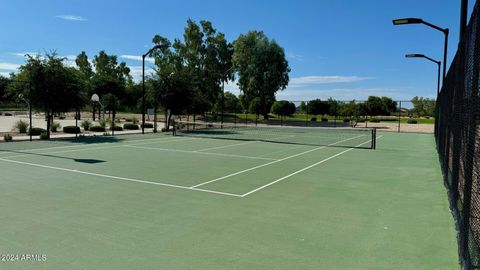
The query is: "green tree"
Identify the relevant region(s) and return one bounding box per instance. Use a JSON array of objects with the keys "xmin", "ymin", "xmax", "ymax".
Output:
[
  {"xmin": 233, "ymin": 31, "xmax": 290, "ymax": 119},
  {"xmin": 214, "ymin": 91, "xmax": 239, "ymax": 113},
  {"xmin": 411, "ymin": 96, "xmax": 435, "ymax": 117},
  {"xmin": 271, "ymin": 100, "xmax": 296, "ymax": 121},
  {"xmin": 75, "ymin": 51, "xmax": 94, "ymax": 79},
  {"xmin": 381, "ymin": 96, "xmax": 397, "ymax": 115},
  {"xmin": 327, "ymin": 97, "xmax": 339, "ymax": 116},
  {"xmin": 0, "ymin": 75, "xmax": 11, "ymax": 102},
  {"xmin": 8, "ymin": 53, "xmax": 84, "ymax": 139},
  {"xmin": 307, "ymin": 99, "xmax": 329, "ymax": 116},
  {"xmin": 299, "ymin": 101, "xmax": 307, "ymax": 113},
  {"xmin": 91, "ymin": 51, "xmax": 131, "ymax": 118},
  {"xmin": 249, "ymin": 97, "xmax": 262, "ymax": 116},
  {"xmin": 173, "ymin": 19, "xmax": 233, "ymax": 114}
]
